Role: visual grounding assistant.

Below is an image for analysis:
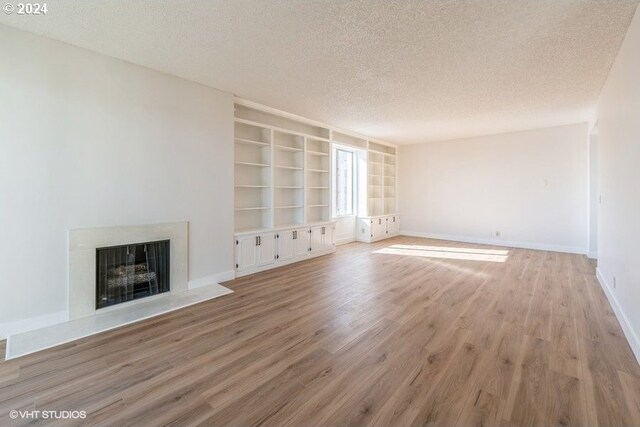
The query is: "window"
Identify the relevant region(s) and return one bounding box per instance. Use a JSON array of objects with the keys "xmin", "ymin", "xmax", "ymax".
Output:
[{"xmin": 334, "ymin": 148, "xmax": 354, "ymax": 216}]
